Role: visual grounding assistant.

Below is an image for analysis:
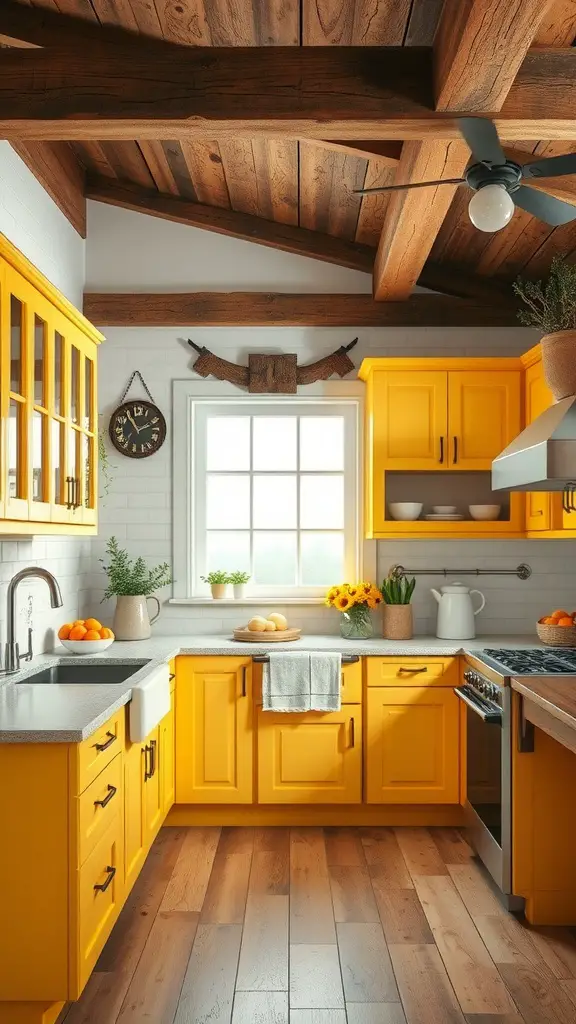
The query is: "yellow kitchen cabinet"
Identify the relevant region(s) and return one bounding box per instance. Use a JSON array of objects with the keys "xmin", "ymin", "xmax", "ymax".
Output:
[
  {"xmin": 74, "ymin": 814, "xmax": 124, "ymax": 994},
  {"xmin": 124, "ymin": 736, "xmax": 147, "ymax": 894},
  {"xmin": 0, "ymin": 233, "xmax": 103, "ymax": 535},
  {"xmin": 366, "ymin": 656, "xmax": 459, "ymax": 688},
  {"xmin": 367, "ymin": 369, "xmax": 448, "ymax": 470},
  {"xmin": 124, "ymin": 716, "xmax": 171, "ymax": 893},
  {"xmin": 257, "ymin": 706, "xmax": 362, "ymax": 804},
  {"xmin": 160, "ymin": 696, "xmax": 175, "ymax": 813},
  {"xmin": 366, "ymin": 686, "xmax": 460, "ymax": 804},
  {"xmin": 175, "ymin": 656, "xmax": 254, "ymax": 804},
  {"xmin": 447, "ymin": 370, "xmax": 521, "ymax": 470}
]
